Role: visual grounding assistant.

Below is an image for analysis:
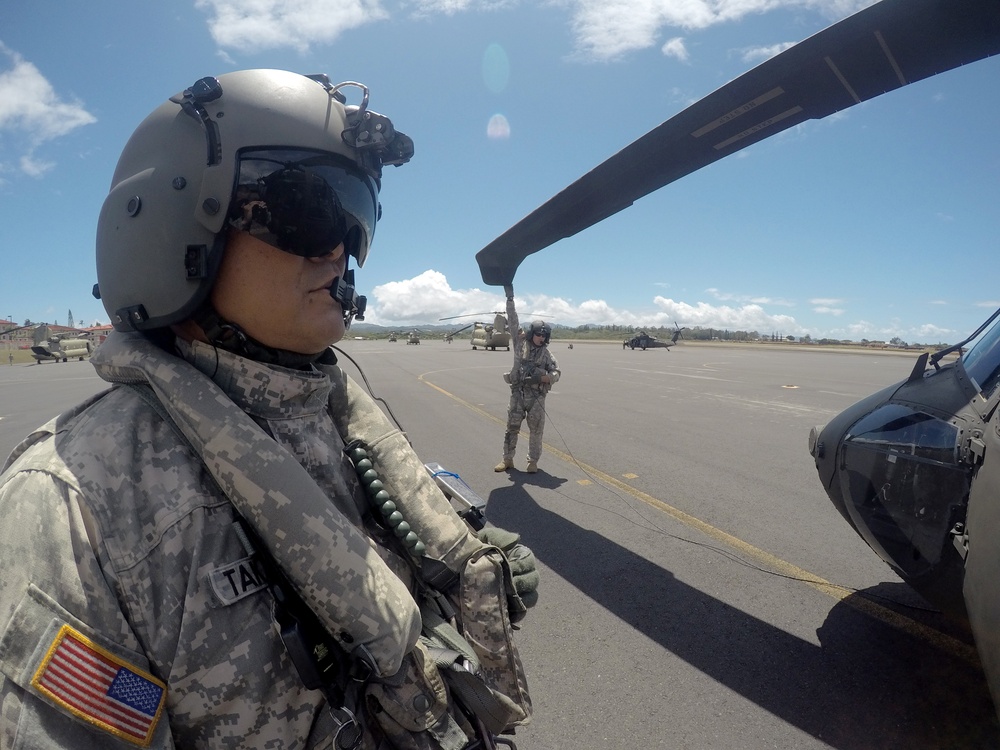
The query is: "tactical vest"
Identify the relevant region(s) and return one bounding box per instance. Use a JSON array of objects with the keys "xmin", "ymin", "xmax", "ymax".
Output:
[{"xmin": 92, "ymin": 331, "xmax": 530, "ymax": 748}]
